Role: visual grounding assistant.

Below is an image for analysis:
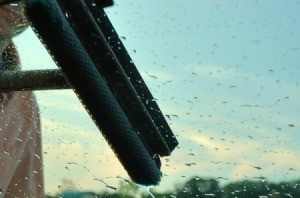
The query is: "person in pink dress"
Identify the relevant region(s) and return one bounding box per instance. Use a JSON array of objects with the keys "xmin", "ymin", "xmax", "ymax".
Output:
[{"xmin": 0, "ymin": 3, "xmax": 44, "ymax": 197}]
